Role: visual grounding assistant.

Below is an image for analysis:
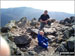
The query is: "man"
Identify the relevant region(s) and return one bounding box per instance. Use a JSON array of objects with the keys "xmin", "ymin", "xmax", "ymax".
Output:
[
  {"xmin": 37, "ymin": 31, "xmax": 48, "ymax": 49},
  {"xmin": 39, "ymin": 10, "xmax": 51, "ymax": 30}
]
